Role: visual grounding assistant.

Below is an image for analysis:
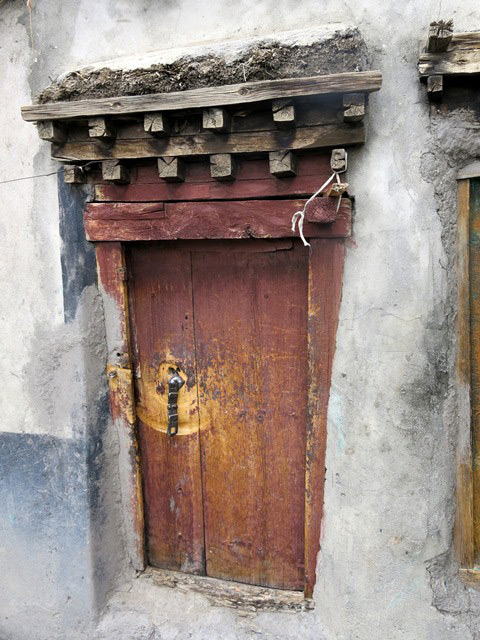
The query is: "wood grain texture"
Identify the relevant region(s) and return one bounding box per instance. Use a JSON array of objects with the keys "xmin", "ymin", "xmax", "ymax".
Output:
[
  {"xmin": 419, "ymin": 32, "xmax": 480, "ymax": 77},
  {"xmin": 87, "ymin": 202, "xmax": 165, "ymax": 221},
  {"xmin": 22, "ymin": 71, "xmax": 382, "ymax": 121},
  {"xmin": 95, "ymin": 242, "xmax": 145, "ymax": 571},
  {"xmin": 455, "ymin": 179, "xmax": 475, "ymax": 569},
  {"xmin": 52, "ymin": 123, "xmax": 365, "ymax": 162},
  {"xmin": 127, "ymin": 244, "xmax": 205, "ymax": 573},
  {"xmin": 469, "ymin": 178, "xmax": 480, "ymax": 566},
  {"xmin": 84, "ymin": 198, "xmax": 352, "ymax": 242},
  {"xmin": 94, "ymin": 154, "xmax": 335, "ymax": 203},
  {"xmin": 304, "ymin": 238, "xmax": 344, "ymax": 598},
  {"xmin": 192, "ymin": 241, "xmax": 309, "ymax": 590},
  {"xmin": 147, "ymin": 567, "xmax": 313, "ymax": 611}
]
